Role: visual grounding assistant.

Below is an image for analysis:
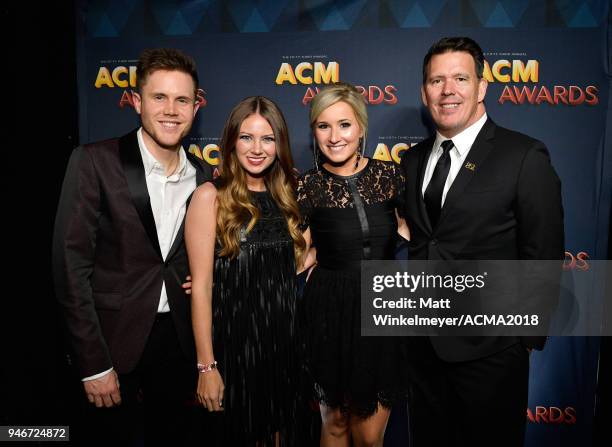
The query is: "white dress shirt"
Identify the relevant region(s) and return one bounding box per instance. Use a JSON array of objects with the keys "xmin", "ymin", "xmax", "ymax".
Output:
[
  {"xmin": 82, "ymin": 128, "xmax": 196, "ymax": 381},
  {"xmin": 421, "ymin": 113, "xmax": 488, "ymax": 206},
  {"xmin": 137, "ymin": 128, "xmax": 197, "ymax": 312}
]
